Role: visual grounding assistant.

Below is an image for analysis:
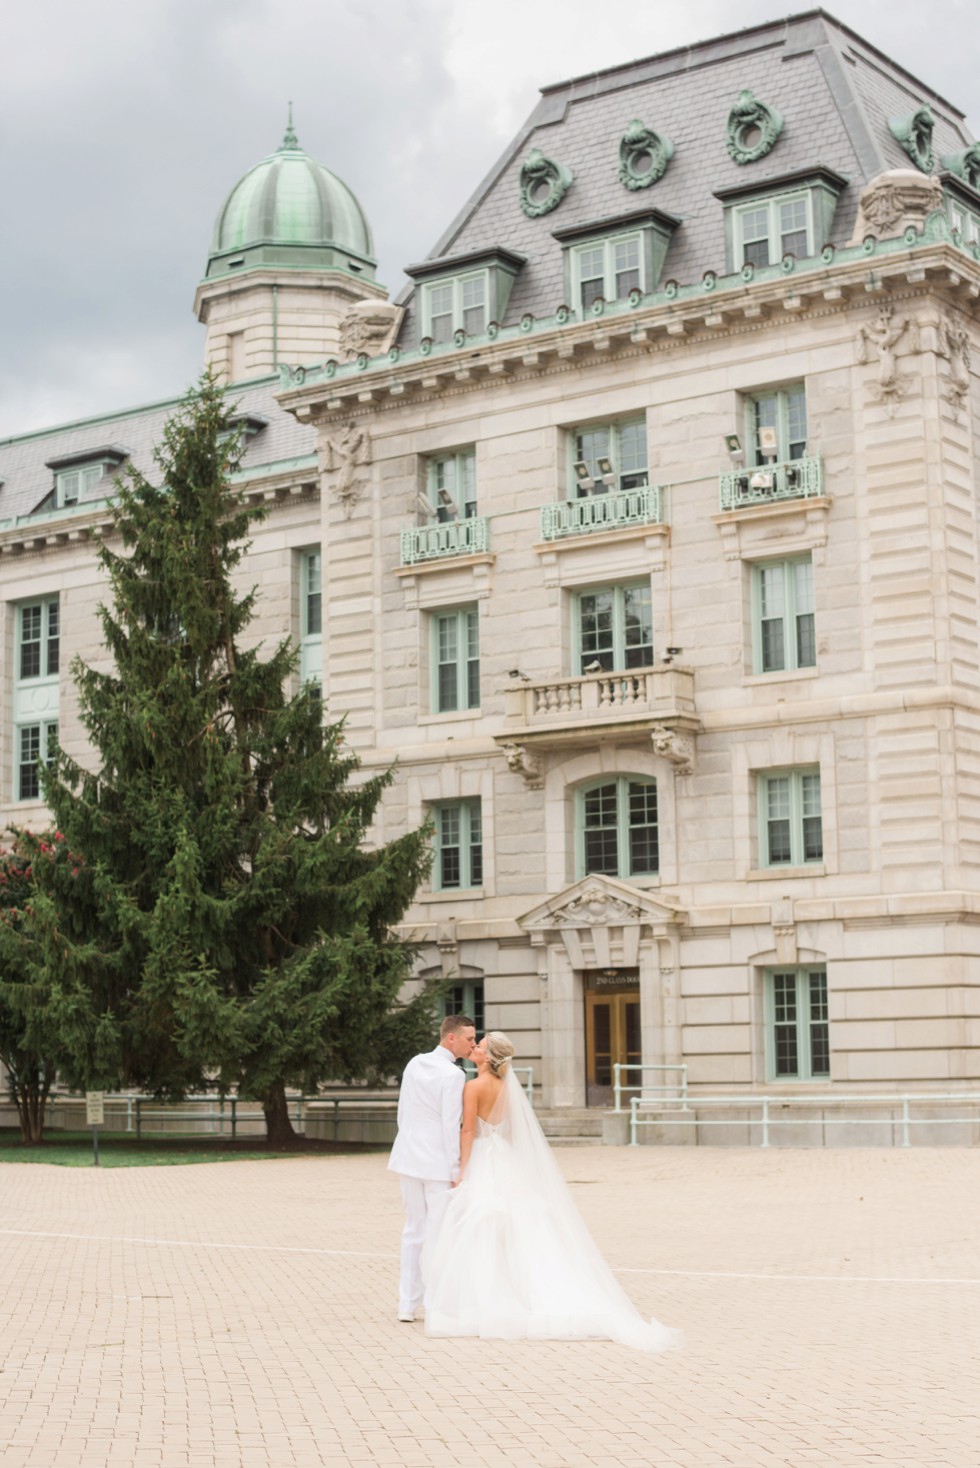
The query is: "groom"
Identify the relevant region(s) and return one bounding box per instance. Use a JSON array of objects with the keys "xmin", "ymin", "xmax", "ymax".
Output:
[{"xmin": 388, "ymin": 1013, "xmax": 476, "ymax": 1322}]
